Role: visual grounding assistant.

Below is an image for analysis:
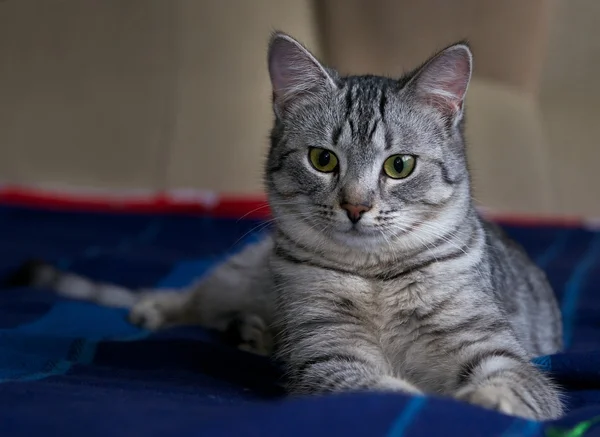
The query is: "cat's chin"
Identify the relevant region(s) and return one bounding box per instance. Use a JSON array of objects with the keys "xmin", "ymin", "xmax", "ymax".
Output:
[{"xmin": 330, "ymin": 227, "xmax": 390, "ymax": 250}]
